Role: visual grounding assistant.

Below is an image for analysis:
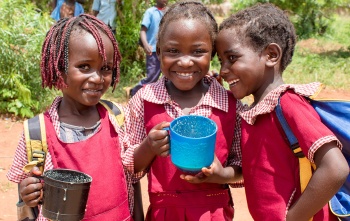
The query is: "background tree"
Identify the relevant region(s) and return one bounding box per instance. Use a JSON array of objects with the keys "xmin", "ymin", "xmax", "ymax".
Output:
[
  {"xmin": 0, "ymin": 0, "xmax": 348, "ymax": 118},
  {"xmin": 232, "ymin": 0, "xmax": 349, "ymax": 38}
]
